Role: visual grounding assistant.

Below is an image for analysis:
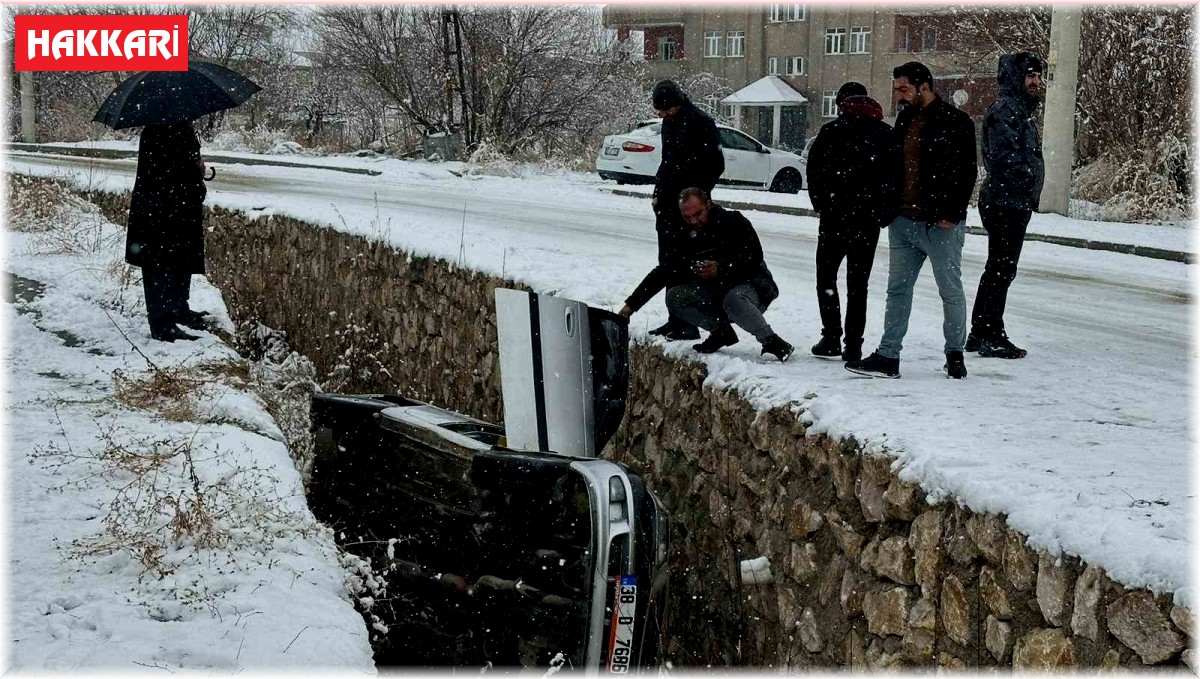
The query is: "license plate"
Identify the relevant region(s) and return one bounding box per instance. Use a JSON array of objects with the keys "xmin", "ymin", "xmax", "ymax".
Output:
[
  {"xmin": 607, "ymin": 575, "xmax": 637, "ymax": 673},
  {"xmin": 604, "ymin": 147, "xmax": 620, "ymax": 156}
]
